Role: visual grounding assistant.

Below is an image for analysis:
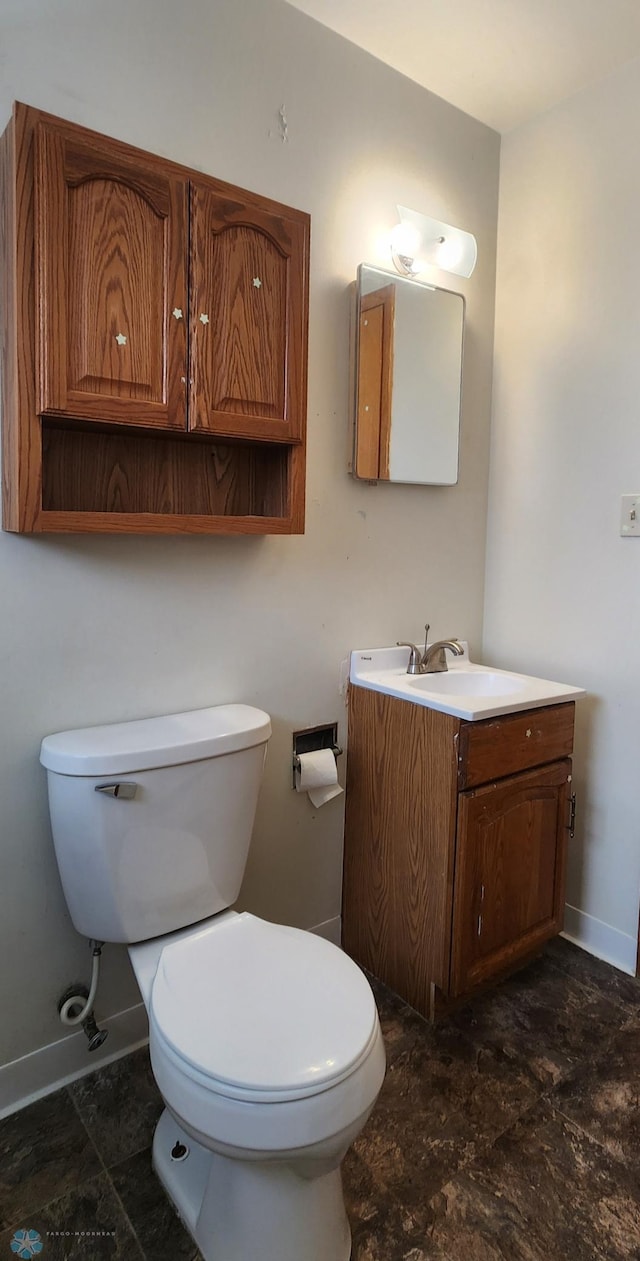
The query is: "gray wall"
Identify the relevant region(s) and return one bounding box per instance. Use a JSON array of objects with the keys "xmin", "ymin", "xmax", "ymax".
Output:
[
  {"xmin": 484, "ymin": 55, "xmax": 640, "ymax": 971},
  {"xmin": 0, "ymin": 0, "xmax": 499, "ymax": 1078}
]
